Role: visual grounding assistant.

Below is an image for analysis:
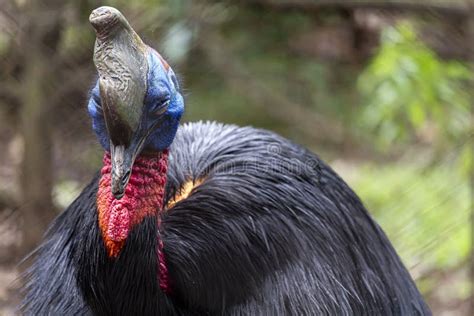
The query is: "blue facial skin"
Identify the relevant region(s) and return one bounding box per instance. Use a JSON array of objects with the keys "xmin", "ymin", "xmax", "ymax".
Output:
[{"xmin": 87, "ymin": 48, "xmax": 184, "ymax": 152}]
